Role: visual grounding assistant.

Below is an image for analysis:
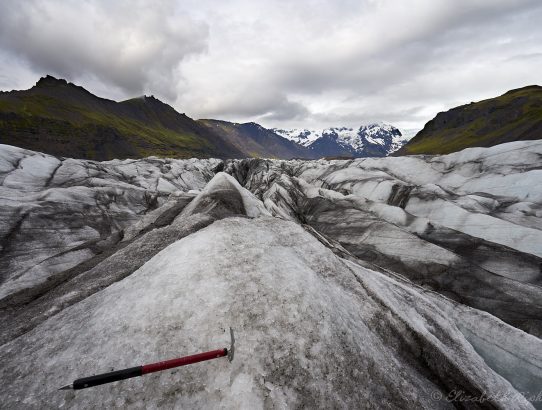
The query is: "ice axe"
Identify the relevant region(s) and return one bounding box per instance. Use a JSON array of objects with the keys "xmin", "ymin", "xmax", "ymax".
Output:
[{"xmin": 59, "ymin": 327, "xmax": 235, "ymax": 390}]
